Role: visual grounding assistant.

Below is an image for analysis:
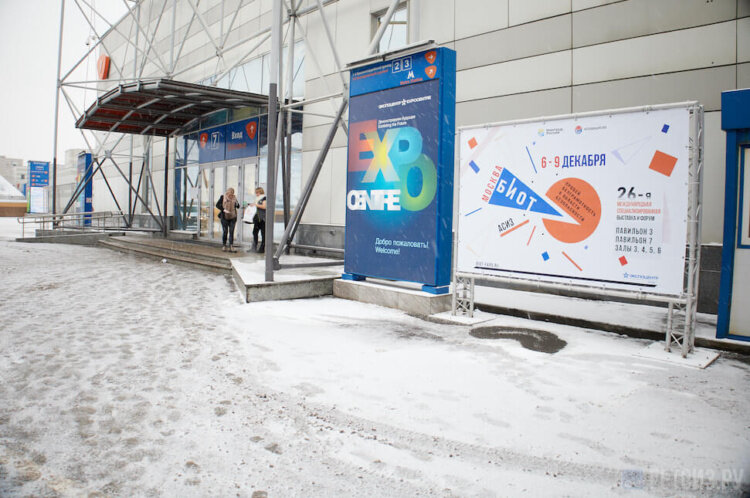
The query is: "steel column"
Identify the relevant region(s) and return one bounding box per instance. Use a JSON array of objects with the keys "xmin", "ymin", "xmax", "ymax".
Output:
[
  {"xmin": 163, "ymin": 136, "xmax": 170, "ymax": 236},
  {"xmin": 52, "ymin": 0, "xmax": 66, "ymax": 222},
  {"xmin": 265, "ymin": 0, "xmax": 284, "ymax": 281},
  {"xmin": 273, "ymin": 0, "xmax": 402, "ymax": 260}
]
